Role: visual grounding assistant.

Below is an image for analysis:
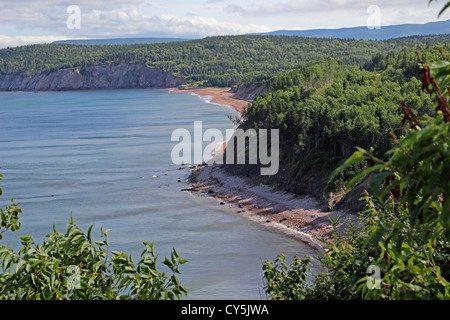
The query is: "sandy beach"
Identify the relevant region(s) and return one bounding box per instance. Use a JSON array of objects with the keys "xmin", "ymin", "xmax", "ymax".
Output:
[
  {"xmin": 172, "ymin": 86, "xmax": 357, "ymax": 252},
  {"xmin": 167, "ymin": 87, "xmax": 251, "ymax": 114}
]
